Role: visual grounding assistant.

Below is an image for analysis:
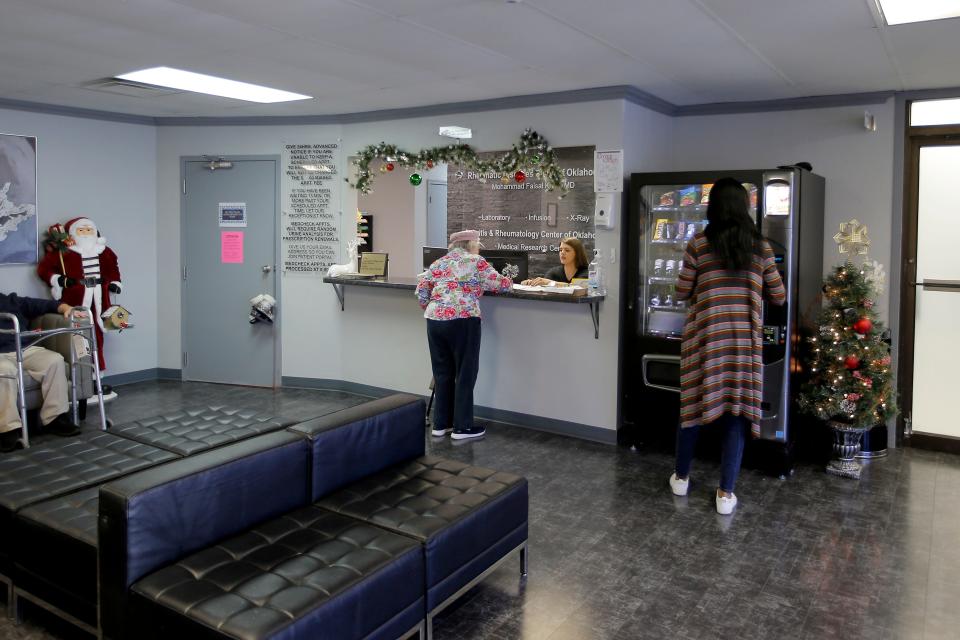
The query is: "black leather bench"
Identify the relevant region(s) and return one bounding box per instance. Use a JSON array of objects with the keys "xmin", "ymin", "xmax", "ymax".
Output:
[
  {"xmin": 108, "ymin": 405, "xmax": 296, "ymax": 455},
  {"xmin": 130, "ymin": 506, "xmax": 424, "ymax": 640},
  {"xmin": 317, "ymin": 456, "xmax": 528, "ymax": 639},
  {"xmin": 0, "ymin": 432, "xmax": 176, "ymax": 622}
]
